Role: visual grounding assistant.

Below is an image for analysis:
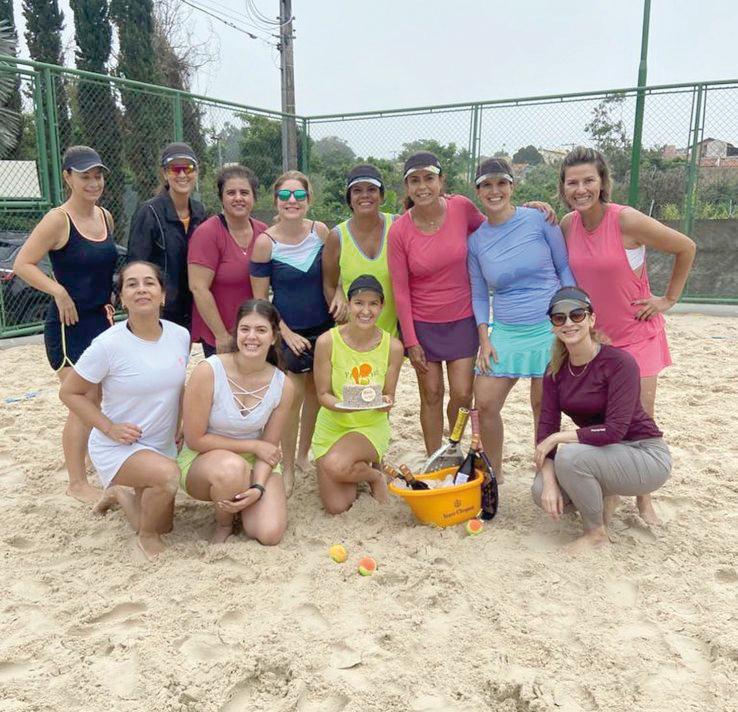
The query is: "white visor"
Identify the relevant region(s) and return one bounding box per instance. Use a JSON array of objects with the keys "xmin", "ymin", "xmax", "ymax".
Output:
[
  {"xmin": 403, "ymin": 165, "xmax": 441, "ymax": 179},
  {"xmin": 347, "ymin": 177, "xmax": 382, "ymax": 190},
  {"xmin": 475, "ymin": 172, "xmax": 514, "ymax": 186}
]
